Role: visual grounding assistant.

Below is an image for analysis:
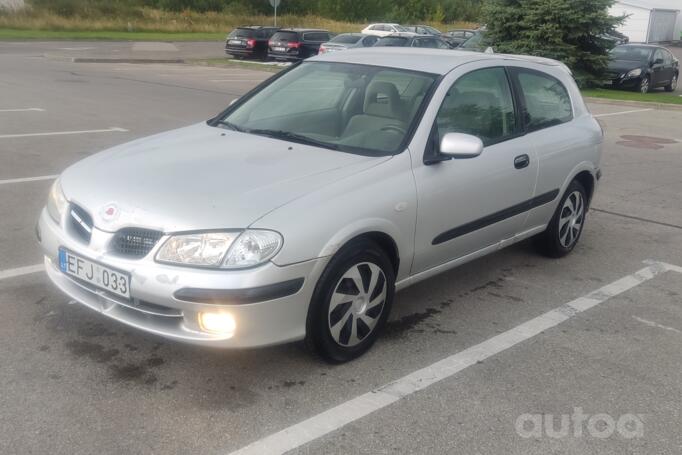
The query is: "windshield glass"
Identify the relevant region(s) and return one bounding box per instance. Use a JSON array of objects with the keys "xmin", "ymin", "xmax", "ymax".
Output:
[
  {"xmin": 217, "ymin": 62, "xmax": 437, "ymax": 156},
  {"xmin": 609, "ymin": 46, "xmax": 652, "ymax": 62},
  {"xmin": 376, "ymin": 37, "xmax": 410, "ymax": 47},
  {"xmin": 271, "ymin": 31, "xmax": 298, "ymax": 42},
  {"xmin": 229, "ymin": 28, "xmax": 254, "ymax": 38},
  {"xmin": 331, "ymin": 34, "xmax": 362, "ymax": 44},
  {"xmin": 424, "ymin": 26, "xmax": 441, "ymax": 35},
  {"xmin": 461, "ymin": 32, "xmax": 483, "ymax": 49}
]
